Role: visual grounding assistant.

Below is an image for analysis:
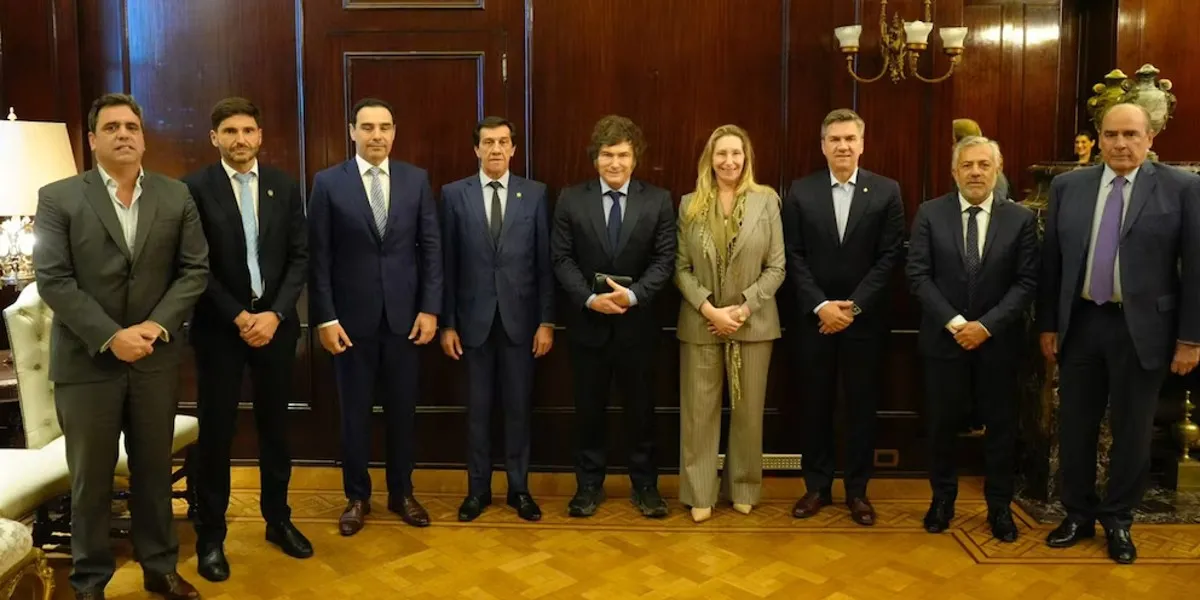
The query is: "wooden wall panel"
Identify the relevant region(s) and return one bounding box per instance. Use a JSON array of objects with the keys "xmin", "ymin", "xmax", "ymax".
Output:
[
  {"xmin": 122, "ymin": 0, "xmax": 303, "ymax": 178},
  {"xmin": 5, "ymin": 0, "xmax": 1137, "ymax": 476},
  {"xmin": 1115, "ymin": 0, "xmax": 1200, "ymax": 161}
]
